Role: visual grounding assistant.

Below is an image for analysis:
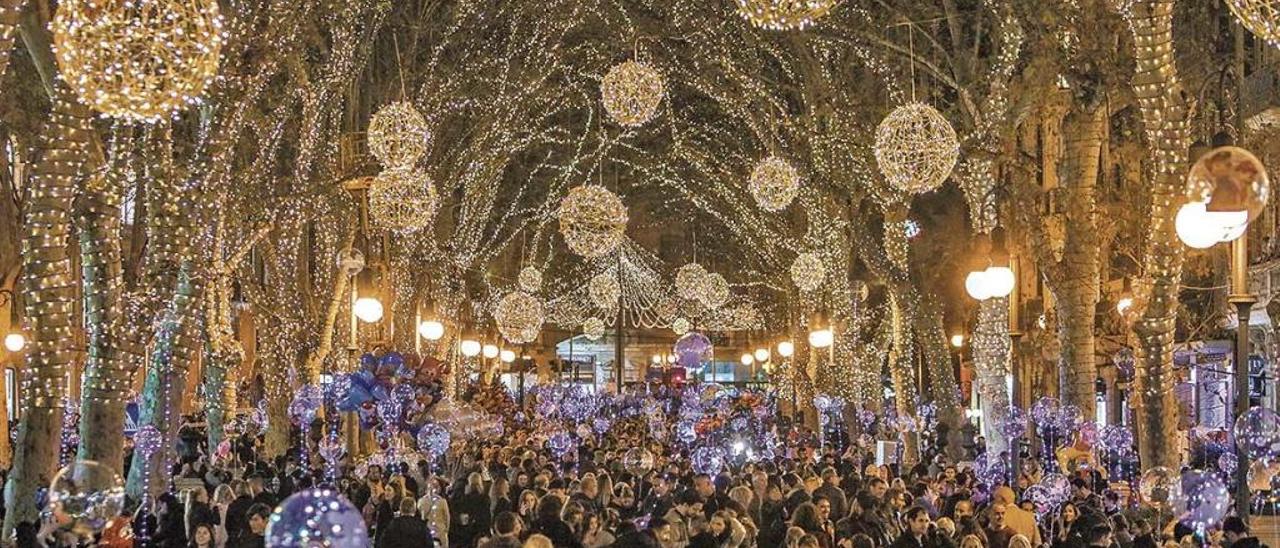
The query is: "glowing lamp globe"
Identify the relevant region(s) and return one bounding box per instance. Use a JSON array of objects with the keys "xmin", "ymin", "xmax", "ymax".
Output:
[
  {"xmin": 740, "ymin": 353, "xmax": 755, "ymax": 366},
  {"xmin": 353, "ymin": 297, "xmax": 384, "ymax": 323},
  {"xmin": 984, "ymin": 266, "xmax": 1016, "ymax": 298},
  {"xmin": 965, "ymin": 270, "xmax": 992, "ymax": 300},
  {"xmin": 1175, "ymin": 202, "xmax": 1229, "ymax": 249},
  {"xmin": 777, "ymin": 340, "xmax": 794, "ymax": 357},
  {"xmin": 500, "ymin": 350, "xmax": 516, "ymax": 363},
  {"xmin": 482, "ymin": 344, "xmax": 500, "ymax": 359},
  {"xmin": 754, "ymin": 348, "xmax": 770, "ymax": 362},
  {"xmin": 460, "ymin": 340, "xmax": 482, "ymax": 357},
  {"xmin": 651, "ymin": 354, "xmax": 662, "ymax": 364},
  {"xmin": 950, "ymin": 335, "xmax": 964, "ymax": 348},
  {"xmin": 3, "ymin": 333, "xmax": 25, "ymax": 352},
  {"xmin": 808, "ymin": 329, "xmax": 833, "ymax": 349},
  {"xmin": 418, "ymin": 320, "xmax": 445, "ymax": 341},
  {"xmin": 1186, "ymin": 146, "xmax": 1270, "ymax": 225}
]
